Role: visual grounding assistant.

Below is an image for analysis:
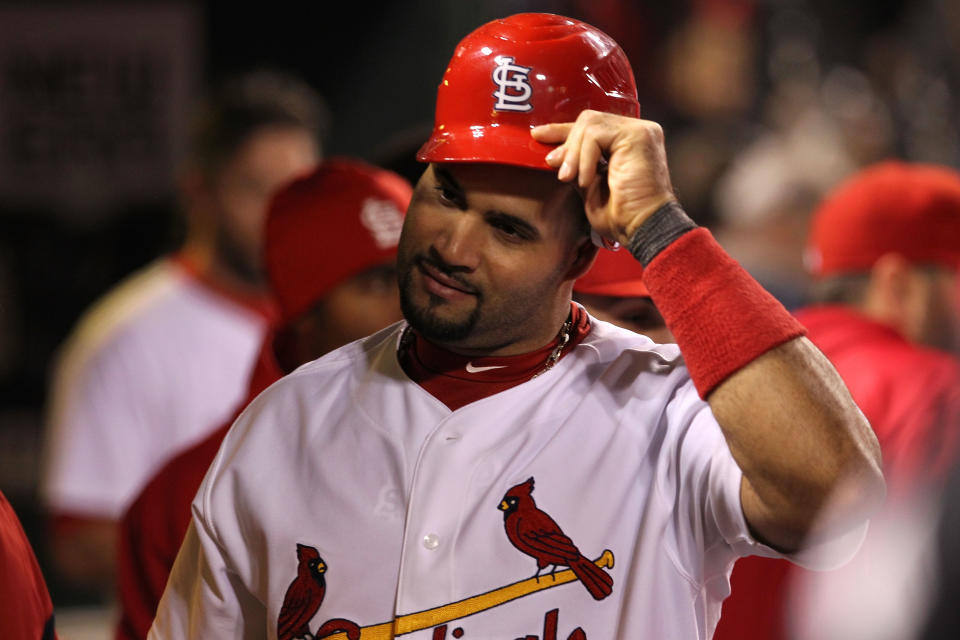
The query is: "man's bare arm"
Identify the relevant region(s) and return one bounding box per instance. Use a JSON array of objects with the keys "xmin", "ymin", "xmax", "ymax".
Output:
[{"xmin": 709, "ymin": 337, "xmax": 883, "ymax": 550}]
